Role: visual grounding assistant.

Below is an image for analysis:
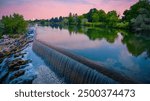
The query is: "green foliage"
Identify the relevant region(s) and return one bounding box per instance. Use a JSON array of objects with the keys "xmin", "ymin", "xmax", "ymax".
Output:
[
  {"xmin": 77, "ymin": 15, "xmax": 88, "ymax": 25},
  {"xmin": 77, "ymin": 15, "xmax": 83, "ymax": 25},
  {"xmin": 0, "ymin": 21, "xmax": 4, "ymax": 36},
  {"xmin": 62, "ymin": 18, "xmax": 69, "ymax": 25},
  {"xmin": 123, "ymin": 0, "xmax": 150, "ymax": 32},
  {"xmin": 123, "ymin": 0, "xmax": 150, "ymax": 22},
  {"xmin": 122, "ymin": 31, "xmax": 150, "ymax": 56},
  {"xmin": 92, "ymin": 13, "xmax": 99, "ymax": 22},
  {"xmin": 63, "ymin": 25, "xmax": 119, "ymax": 43},
  {"xmin": 85, "ymin": 28, "xmax": 118, "ymax": 43},
  {"xmin": 66, "ymin": 8, "xmax": 120, "ymax": 28},
  {"xmin": 131, "ymin": 8, "xmax": 150, "ymax": 31},
  {"xmin": 106, "ymin": 11, "xmax": 119, "ymax": 27},
  {"xmin": 85, "ymin": 8, "xmax": 98, "ymax": 22},
  {"xmin": 116, "ymin": 22, "xmax": 129, "ymax": 29},
  {"xmin": 68, "ymin": 13, "xmax": 78, "ymax": 25},
  {"xmin": 1, "ymin": 13, "xmax": 27, "ymax": 35},
  {"xmin": 98, "ymin": 10, "xmax": 107, "ymax": 22},
  {"xmin": 31, "ymin": 0, "xmax": 150, "ymax": 32},
  {"xmin": 36, "ymin": 8, "xmax": 120, "ymax": 28},
  {"xmin": 68, "ymin": 13, "xmax": 74, "ymax": 25},
  {"xmin": 40, "ymin": 19, "xmax": 50, "ymax": 26}
]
